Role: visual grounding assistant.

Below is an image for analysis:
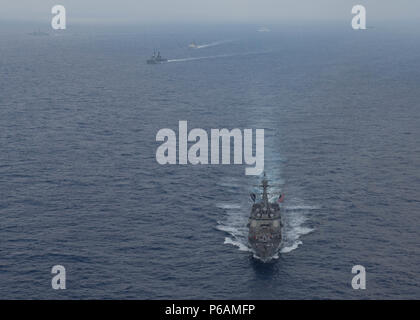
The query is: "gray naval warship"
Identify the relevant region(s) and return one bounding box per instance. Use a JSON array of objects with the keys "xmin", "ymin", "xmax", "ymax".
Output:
[
  {"xmin": 147, "ymin": 50, "xmax": 168, "ymax": 64},
  {"xmin": 248, "ymin": 173, "xmax": 283, "ymax": 262}
]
